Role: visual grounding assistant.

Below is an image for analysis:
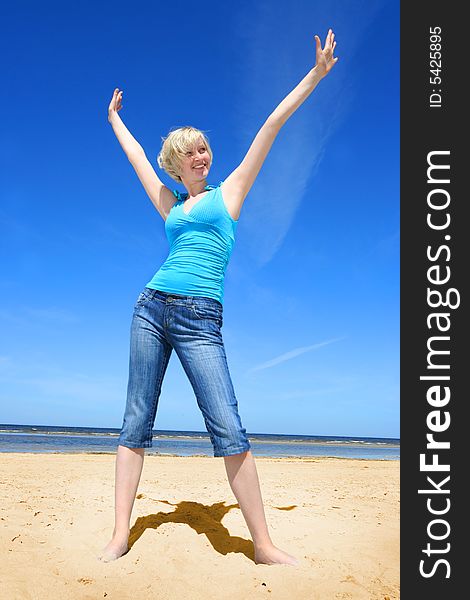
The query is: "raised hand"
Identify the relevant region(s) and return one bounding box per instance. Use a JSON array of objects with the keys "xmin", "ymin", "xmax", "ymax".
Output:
[
  {"xmin": 108, "ymin": 88, "xmax": 124, "ymax": 122},
  {"xmin": 314, "ymin": 29, "xmax": 338, "ymax": 78}
]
